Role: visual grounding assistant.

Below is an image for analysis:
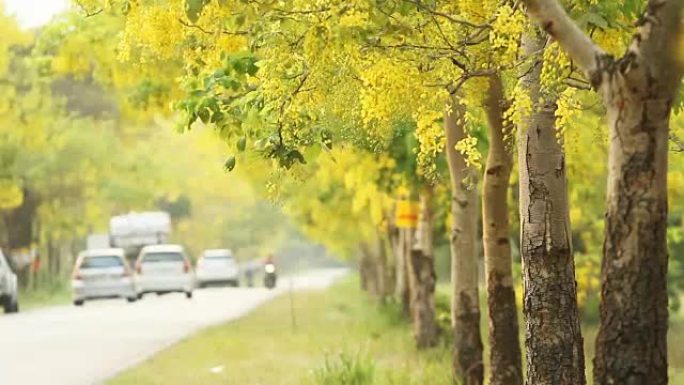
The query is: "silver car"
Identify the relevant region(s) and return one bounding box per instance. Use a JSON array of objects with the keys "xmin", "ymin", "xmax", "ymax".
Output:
[
  {"xmin": 135, "ymin": 244, "xmax": 194, "ymax": 299},
  {"xmin": 0, "ymin": 250, "xmax": 19, "ymax": 313},
  {"xmin": 196, "ymin": 249, "xmax": 240, "ymax": 288},
  {"xmin": 71, "ymin": 248, "xmax": 137, "ymax": 306}
]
